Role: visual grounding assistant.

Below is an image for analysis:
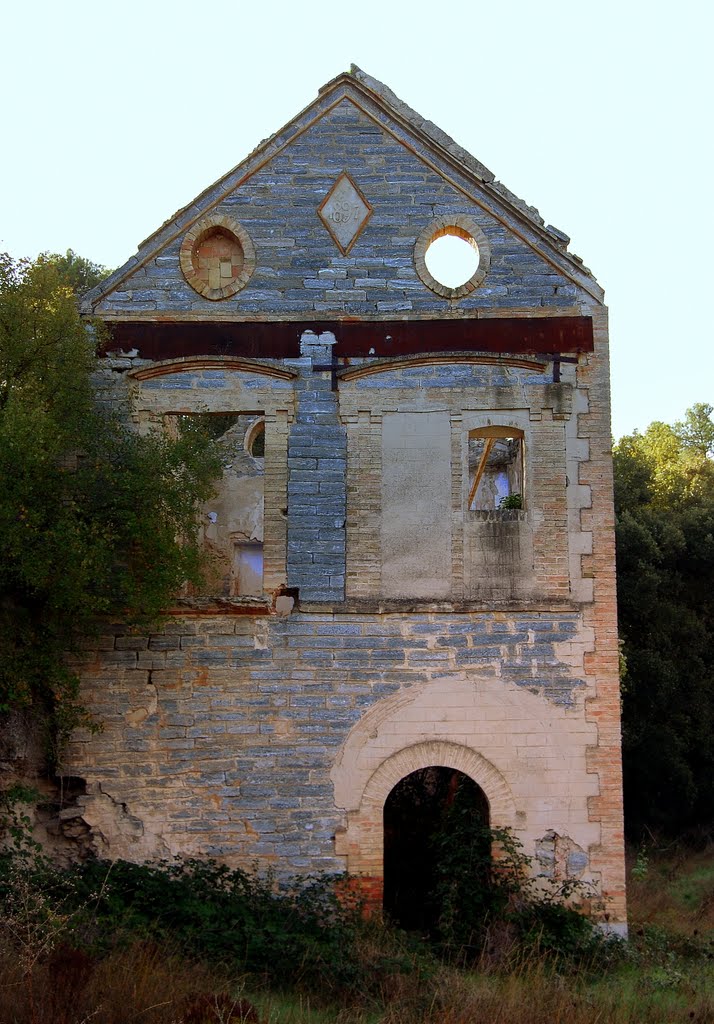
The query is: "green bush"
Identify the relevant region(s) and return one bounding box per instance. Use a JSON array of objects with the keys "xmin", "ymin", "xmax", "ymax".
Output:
[
  {"xmin": 63, "ymin": 858, "xmax": 409, "ymax": 1001},
  {"xmin": 428, "ymin": 781, "xmax": 612, "ymax": 967}
]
